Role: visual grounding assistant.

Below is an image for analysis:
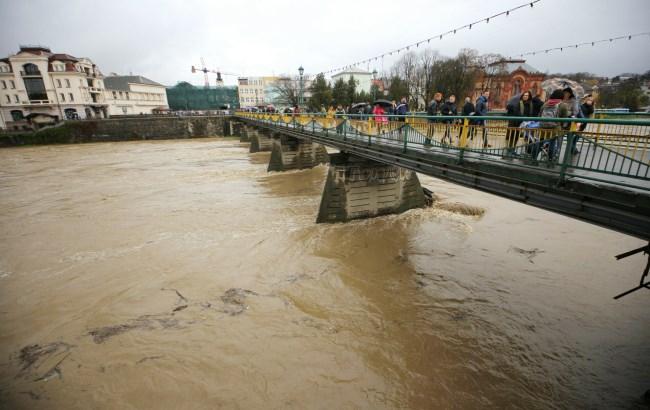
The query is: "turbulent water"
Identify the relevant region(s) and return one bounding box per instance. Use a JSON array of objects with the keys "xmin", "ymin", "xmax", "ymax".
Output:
[{"xmin": 0, "ymin": 138, "xmax": 647, "ymax": 409}]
